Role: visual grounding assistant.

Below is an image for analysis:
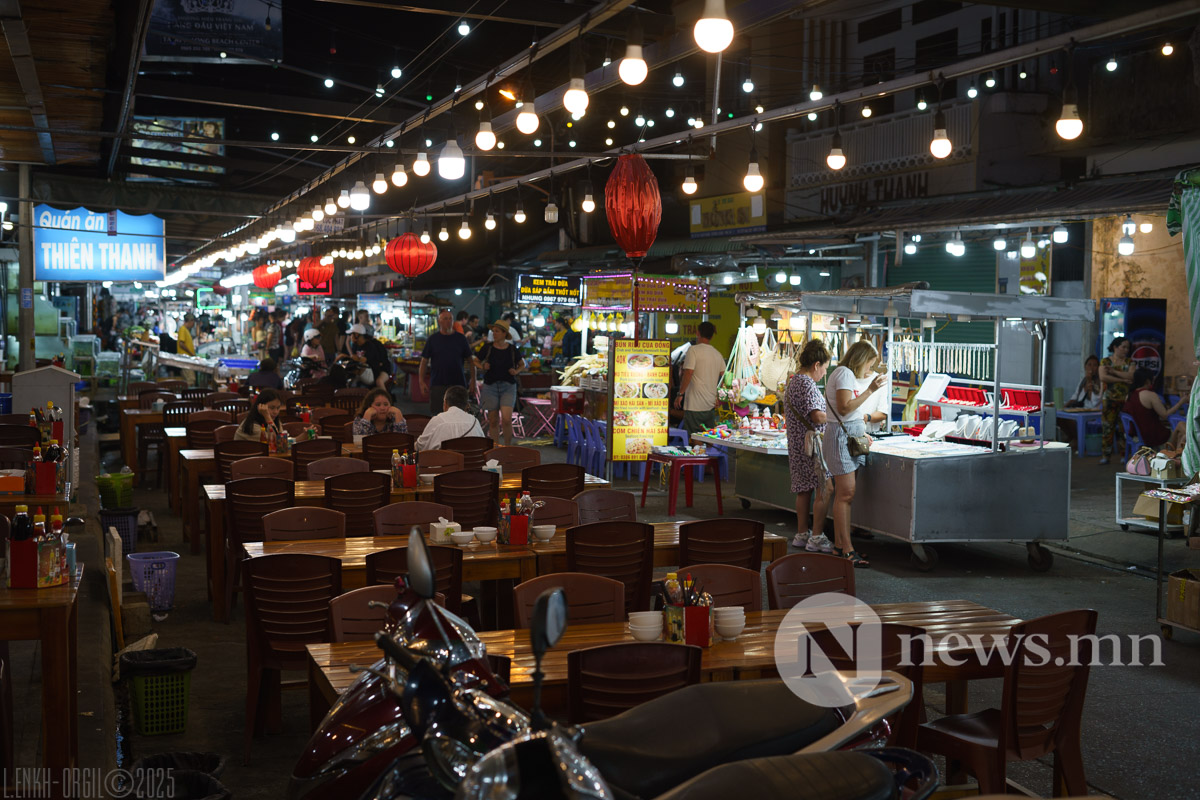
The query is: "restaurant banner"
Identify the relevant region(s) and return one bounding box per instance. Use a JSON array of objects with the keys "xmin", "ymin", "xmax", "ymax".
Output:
[
  {"xmin": 611, "ymin": 339, "xmax": 670, "ymax": 461},
  {"xmin": 145, "ymin": 0, "xmax": 283, "ymax": 64},
  {"xmin": 516, "ymin": 274, "xmax": 581, "ymax": 305},
  {"xmin": 33, "ymin": 206, "xmax": 165, "ymax": 282},
  {"xmin": 688, "ymin": 191, "xmax": 766, "ymax": 238},
  {"xmin": 583, "ymin": 273, "xmax": 707, "ymax": 313}
]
